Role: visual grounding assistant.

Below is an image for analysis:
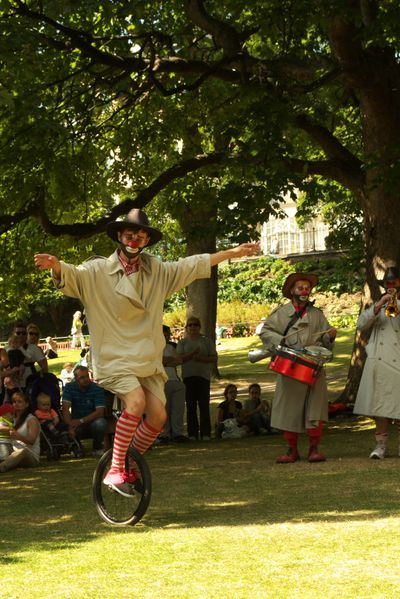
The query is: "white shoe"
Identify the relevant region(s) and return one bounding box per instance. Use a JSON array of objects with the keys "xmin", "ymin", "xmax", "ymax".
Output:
[{"xmin": 369, "ymin": 444, "xmax": 387, "ymax": 459}]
